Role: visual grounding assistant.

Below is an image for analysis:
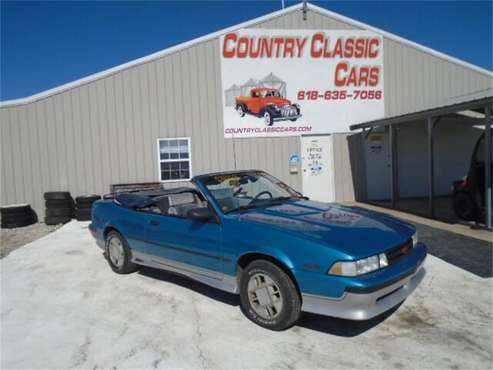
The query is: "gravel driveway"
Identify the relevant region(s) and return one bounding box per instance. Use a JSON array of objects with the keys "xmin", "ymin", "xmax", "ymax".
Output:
[{"xmin": 1, "ymin": 221, "xmax": 491, "ymax": 369}]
